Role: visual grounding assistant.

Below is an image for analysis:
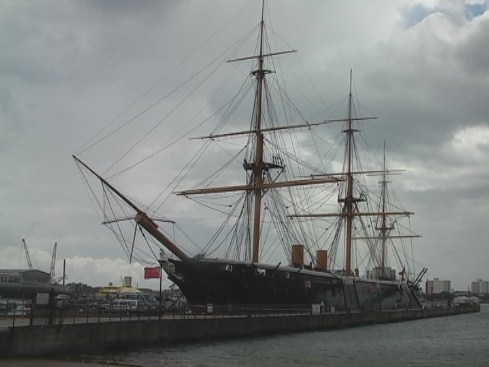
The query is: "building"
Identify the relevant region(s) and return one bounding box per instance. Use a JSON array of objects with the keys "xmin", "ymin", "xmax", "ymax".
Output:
[
  {"xmin": 0, "ymin": 269, "xmax": 68, "ymax": 298},
  {"xmin": 0, "ymin": 269, "xmax": 50, "ymax": 285},
  {"xmin": 471, "ymin": 279, "xmax": 489, "ymax": 295},
  {"xmin": 426, "ymin": 278, "xmax": 451, "ymax": 294}
]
